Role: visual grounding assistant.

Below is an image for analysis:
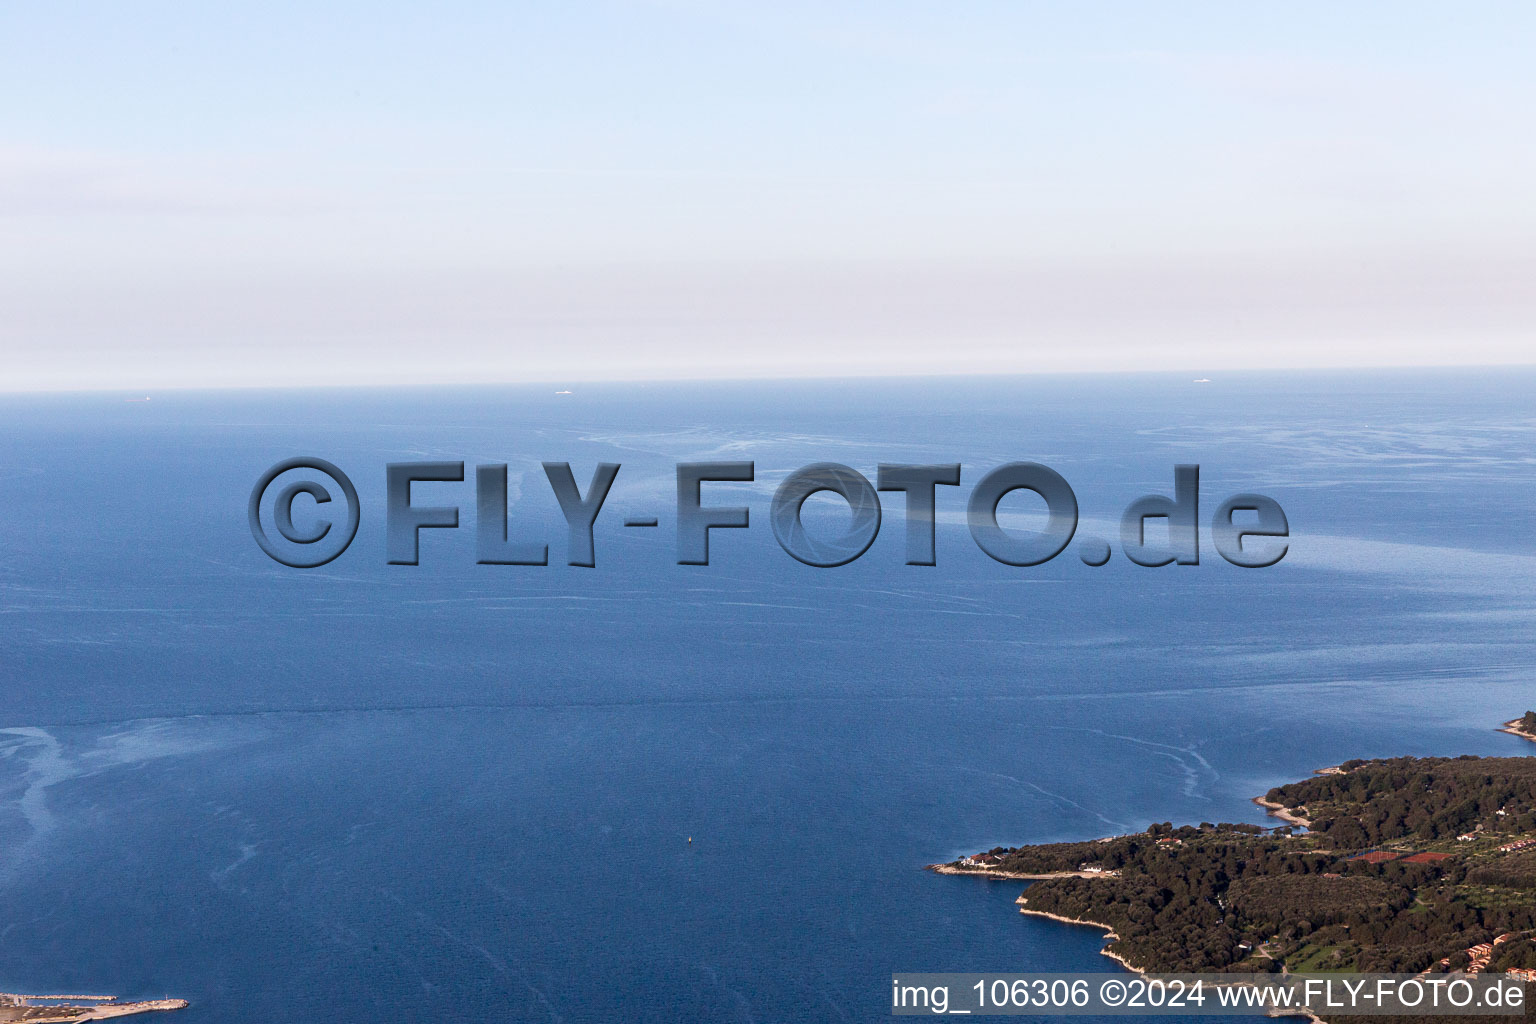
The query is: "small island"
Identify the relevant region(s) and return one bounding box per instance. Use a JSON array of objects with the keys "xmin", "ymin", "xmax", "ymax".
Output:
[
  {"xmin": 1, "ymin": 993, "xmax": 186, "ymax": 1021},
  {"xmin": 932, "ymin": 713, "xmax": 1536, "ymax": 990}
]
